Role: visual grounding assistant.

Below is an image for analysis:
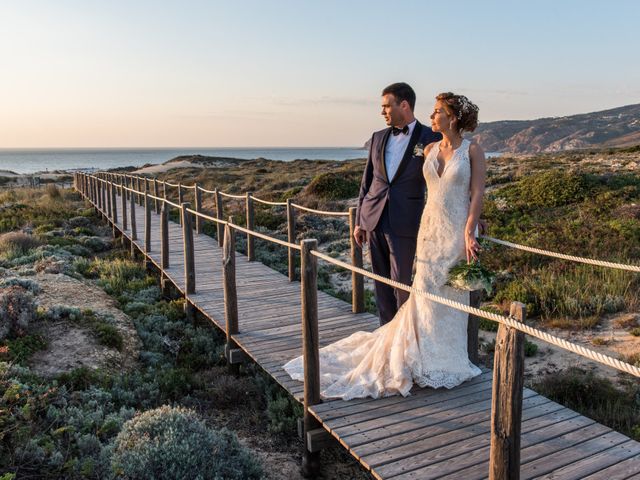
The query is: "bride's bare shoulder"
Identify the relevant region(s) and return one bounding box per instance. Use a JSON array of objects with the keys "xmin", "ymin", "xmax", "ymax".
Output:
[{"xmin": 423, "ymin": 142, "xmax": 438, "ymax": 156}]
